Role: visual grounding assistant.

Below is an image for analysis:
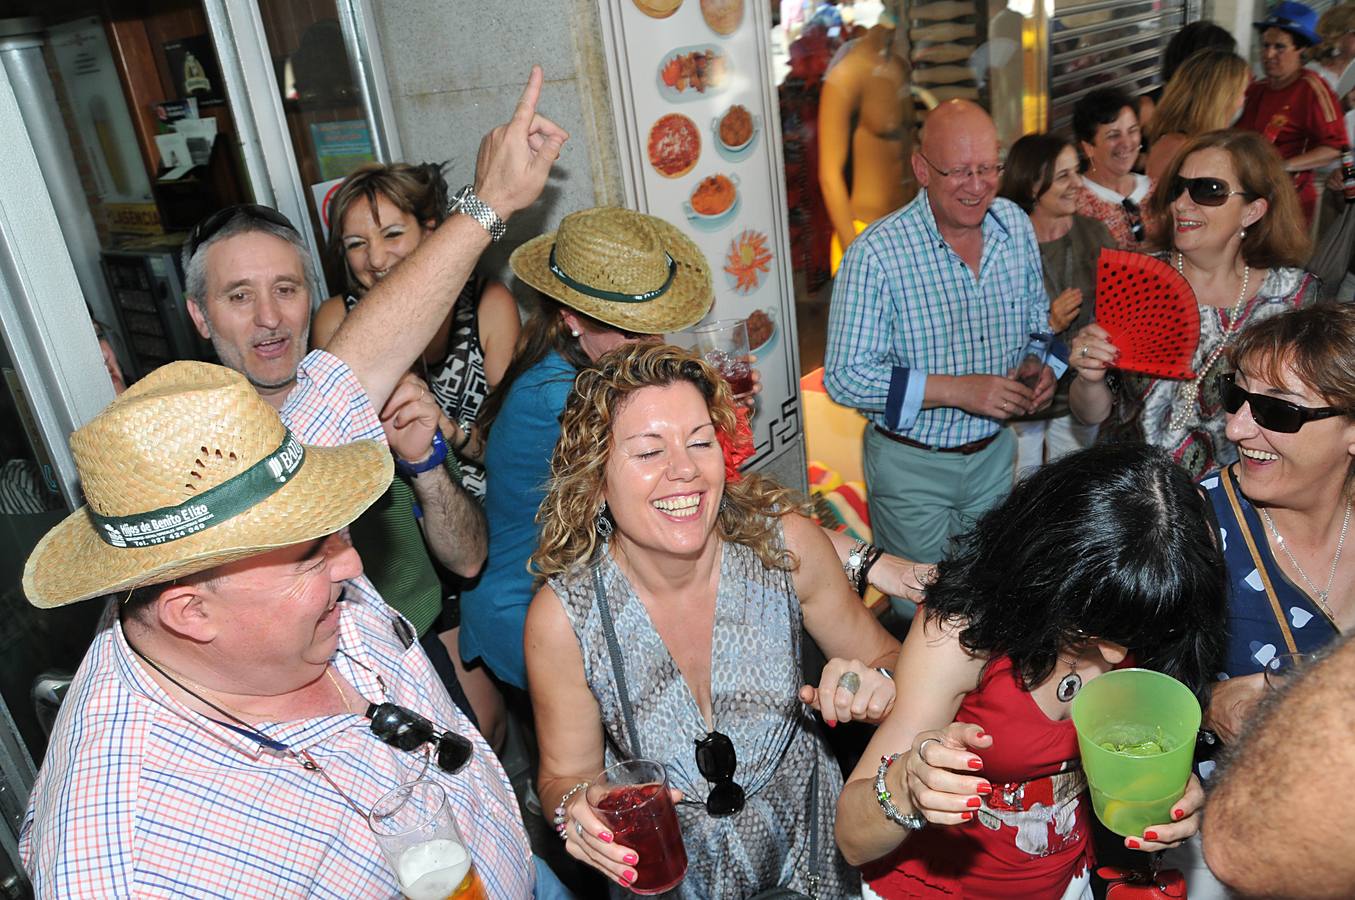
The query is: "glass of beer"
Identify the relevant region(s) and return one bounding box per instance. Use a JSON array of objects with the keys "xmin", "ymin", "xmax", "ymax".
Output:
[
  {"xmin": 586, "ymin": 759, "xmax": 688, "ymax": 894},
  {"xmin": 369, "ymin": 779, "xmax": 487, "ymax": 900},
  {"xmin": 692, "ymin": 319, "xmax": 755, "ymax": 396}
]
